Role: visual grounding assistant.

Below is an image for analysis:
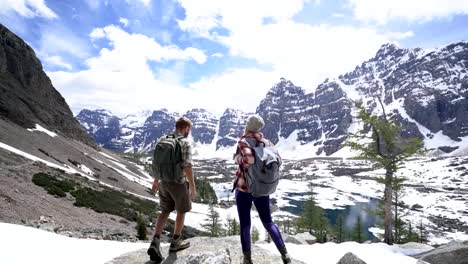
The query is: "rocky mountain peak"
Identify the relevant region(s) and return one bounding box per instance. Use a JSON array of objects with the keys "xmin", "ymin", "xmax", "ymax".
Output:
[
  {"xmin": 375, "ymin": 43, "xmax": 400, "ymax": 58},
  {"xmin": 184, "ymin": 108, "xmax": 218, "ymax": 144},
  {"xmin": 268, "ymin": 78, "xmax": 305, "ymax": 97}
]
